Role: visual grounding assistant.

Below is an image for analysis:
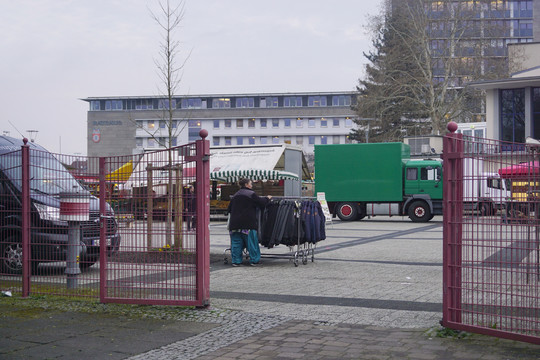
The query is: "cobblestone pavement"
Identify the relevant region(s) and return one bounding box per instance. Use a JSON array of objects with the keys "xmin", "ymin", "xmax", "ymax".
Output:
[
  {"xmin": 2, "ymin": 217, "xmax": 539, "ymax": 359},
  {"xmin": 128, "ymin": 218, "xmax": 539, "ymax": 359}
]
